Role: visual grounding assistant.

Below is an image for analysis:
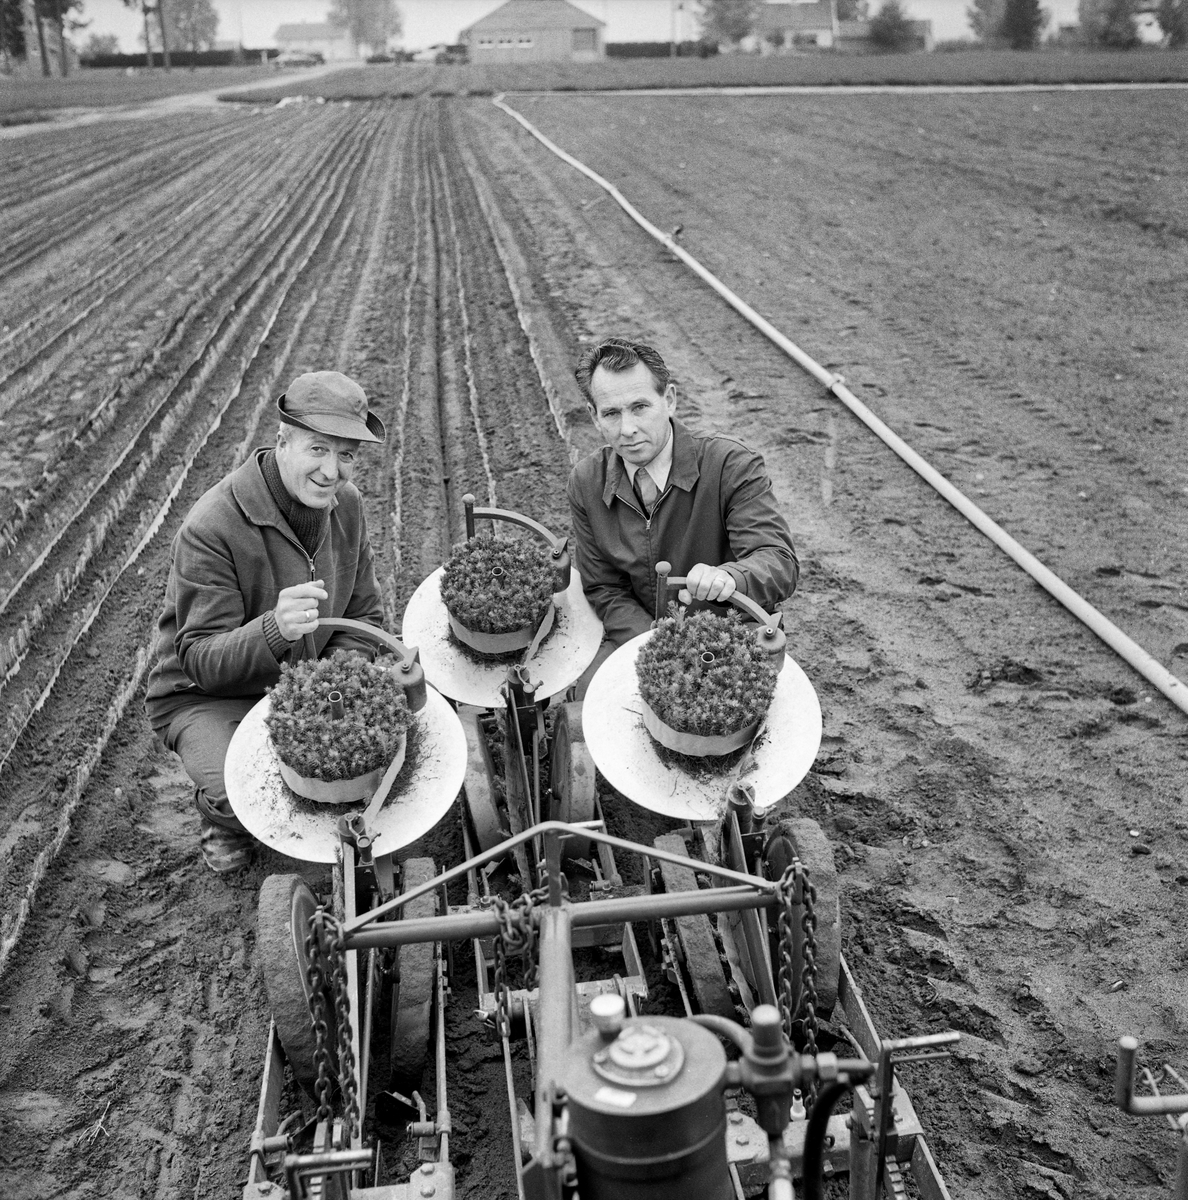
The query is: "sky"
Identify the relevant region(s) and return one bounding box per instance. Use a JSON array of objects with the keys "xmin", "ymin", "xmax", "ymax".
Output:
[{"xmin": 78, "ymin": 0, "xmax": 1091, "ymax": 55}]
